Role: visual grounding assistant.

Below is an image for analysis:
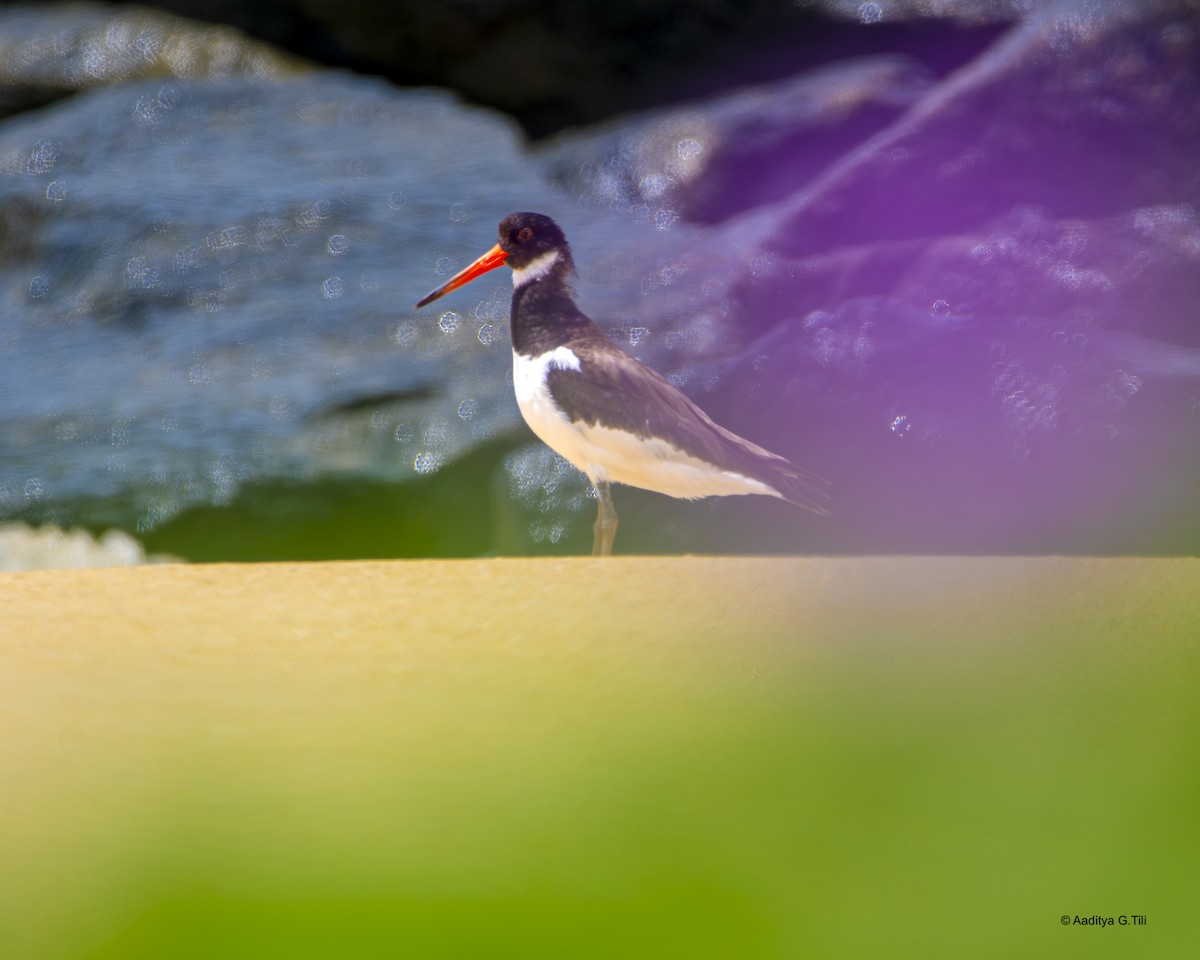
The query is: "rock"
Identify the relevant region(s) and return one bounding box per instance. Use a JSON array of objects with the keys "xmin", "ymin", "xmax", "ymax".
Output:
[
  {"xmin": 742, "ymin": 0, "xmax": 1200, "ymax": 262},
  {"xmin": 538, "ymin": 55, "xmax": 935, "ymax": 225},
  {"xmin": 0, "ymin": 3, "xmax": 302, "ymax": 118},
  {"xmin": 94, "ymin": 0, "xmax": 1015, "ymax": 135},
  {"xmin": 0, "ymin": 72, "xmax": 558, "ymax": 535}
]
